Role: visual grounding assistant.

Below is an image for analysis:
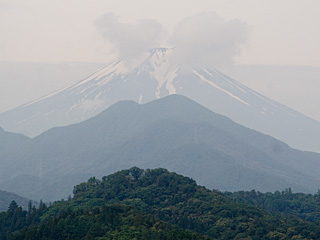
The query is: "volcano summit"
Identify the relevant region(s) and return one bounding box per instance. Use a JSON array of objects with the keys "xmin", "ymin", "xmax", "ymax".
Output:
[{"xmin": 0, "ymin": 48, "xmax": 319, "ymax": 152}]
